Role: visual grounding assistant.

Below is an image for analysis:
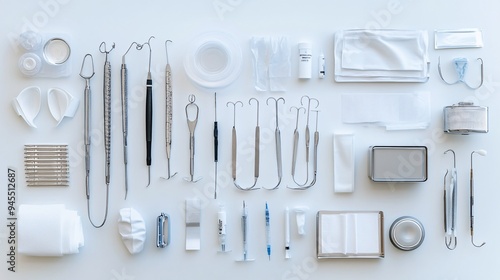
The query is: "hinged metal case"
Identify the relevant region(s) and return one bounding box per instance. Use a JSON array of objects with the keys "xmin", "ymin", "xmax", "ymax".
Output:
[{"xmin": 443, "ymin": 102, "xmax": 488, "ymax": 134}]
